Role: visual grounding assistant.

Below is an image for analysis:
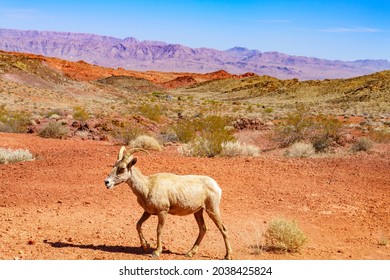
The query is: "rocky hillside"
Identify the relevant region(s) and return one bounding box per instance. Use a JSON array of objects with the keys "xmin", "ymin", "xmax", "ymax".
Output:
[{"xmin": 1, "ymin": 28, "xmax": 390, "ymax": 80}]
